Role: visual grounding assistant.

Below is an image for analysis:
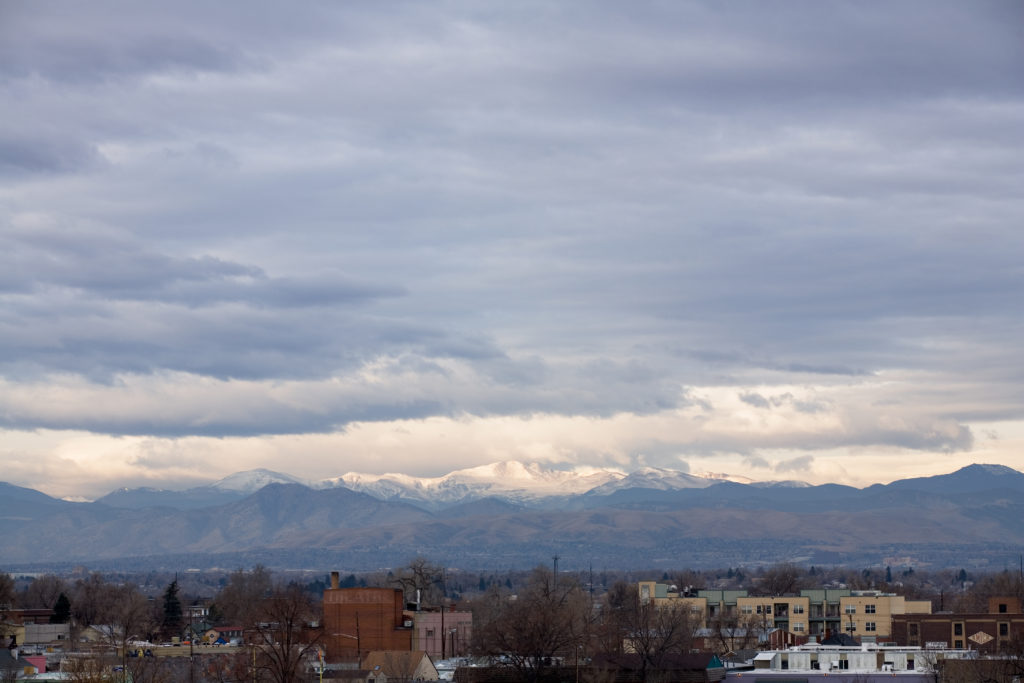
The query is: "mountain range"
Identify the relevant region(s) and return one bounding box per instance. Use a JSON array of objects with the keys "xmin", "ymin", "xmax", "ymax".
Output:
[
  {"xmin": 3, "ymin": 462, "xmax": 1024, "ymax": 572},
  {"xmin": 94, "ymin": 461, "xmax": 770, "ymax": 511}
]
